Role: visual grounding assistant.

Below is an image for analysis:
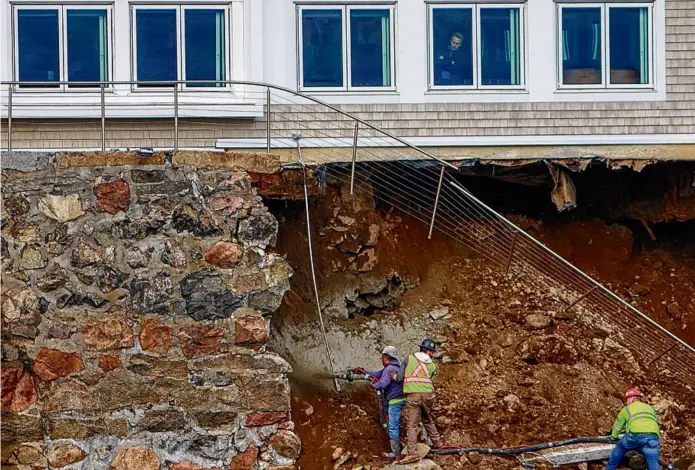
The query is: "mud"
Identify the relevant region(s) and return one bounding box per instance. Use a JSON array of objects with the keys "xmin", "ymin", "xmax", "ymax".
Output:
[{"xmin": 265, "ymin": 175, "xmax": 695, "ymax": 469}]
